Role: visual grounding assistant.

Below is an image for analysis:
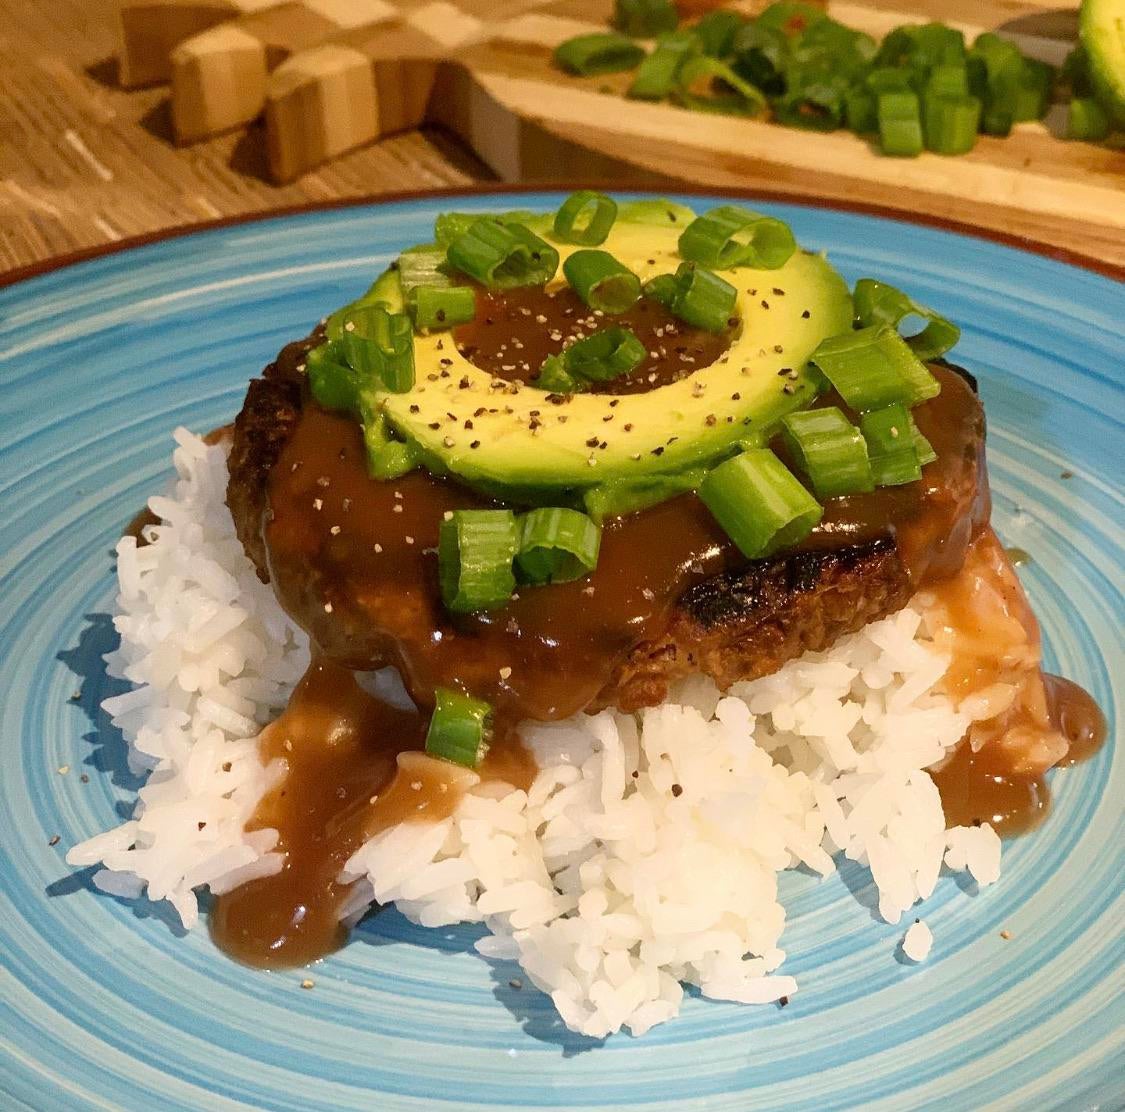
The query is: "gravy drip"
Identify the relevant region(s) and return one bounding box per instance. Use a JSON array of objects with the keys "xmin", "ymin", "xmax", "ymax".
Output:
[
  {"xmin": 927, "ymin": 530, "xmax": 1107, "ymax": 834},
  {"xmin": 453, "ymin": 285, "xmax": 734, "ymax": 394},
  {"xmin": 210, "ymin": 657, "xmax": 530, "ymax": 967}
]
